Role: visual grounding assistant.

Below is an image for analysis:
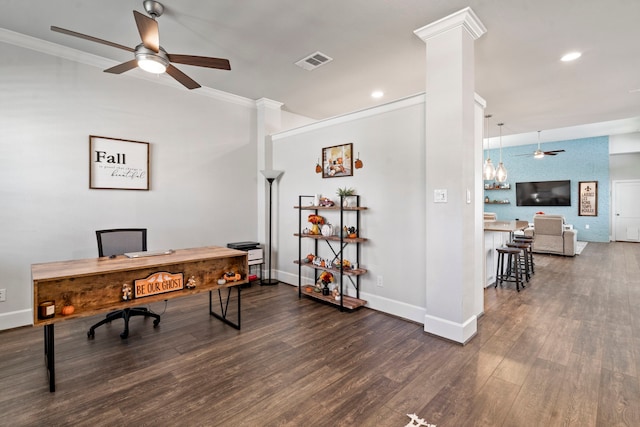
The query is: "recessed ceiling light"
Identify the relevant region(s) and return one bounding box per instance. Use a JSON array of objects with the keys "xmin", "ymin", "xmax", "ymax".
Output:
[
  {"xmin": 561, "ymin": 51, "xmax": 582, "ymax": 62},
  {"xmin": 371, "ymin": 90, "xmax": 384, "ymax": 99}
]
